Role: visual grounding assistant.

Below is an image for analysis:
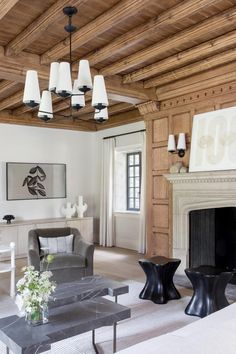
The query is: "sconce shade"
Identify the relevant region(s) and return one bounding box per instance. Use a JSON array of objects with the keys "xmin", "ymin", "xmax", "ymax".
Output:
[
  {"xmin": 167, "ymin": 134, "xmax": 176, "ymax": 152},
  {"xmin": 94, "ymin": 107, "xmax": 108, "ymax": 122},
  {"xmin": 92, "ymin": 75, "xmax": 109, "ymax": 110},
  {"xmin": 71, "ymin": 80, "xmax": 85, "ymax": 109},
  {"xmin": 38, "ymin": 90, "xmax": 53, "ymax": 121},
  {"xmin": 177, "ymin": 133, "xmax": 186, "ymax": 150},
  {"xmin": 23, "ymin": 70, "xmax": 40, "ymax": 107},
  {"xmin": 77, "ymin": 60, "xmax": 93, "ymax": 93},
  {"xmin": 49, "ymin": 62, "xmax": 59, "ymax": 92},
  {"xmin": 56, "ymin": 62, "xmax": 72, "ymax": 97}
]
